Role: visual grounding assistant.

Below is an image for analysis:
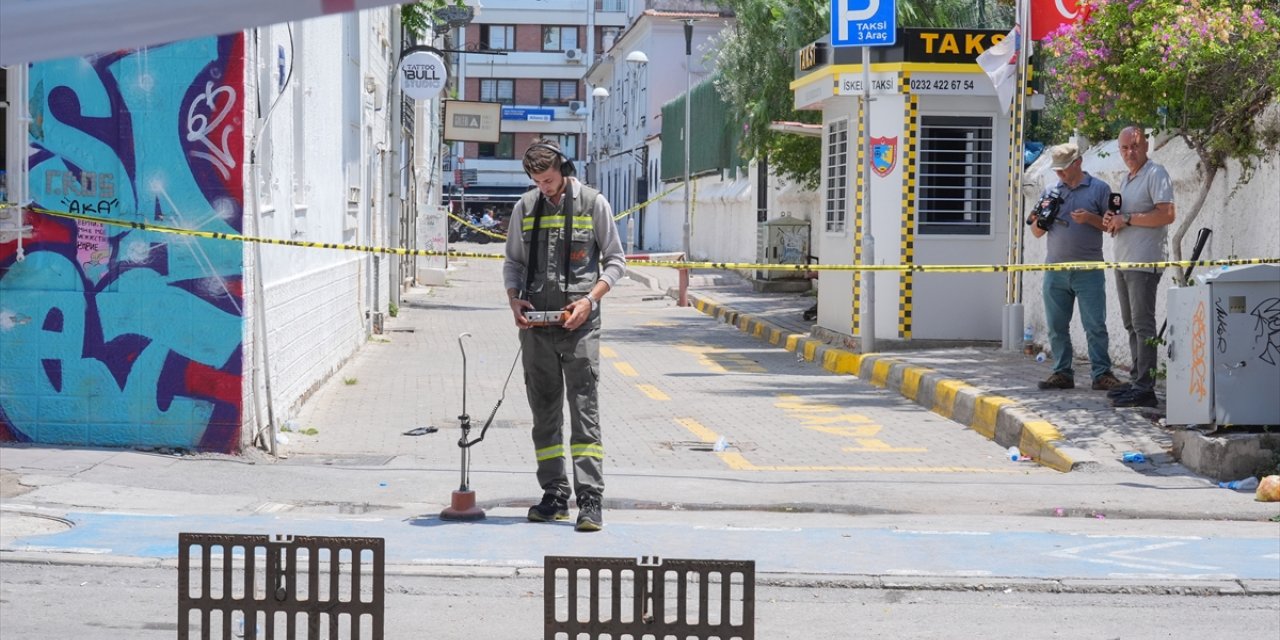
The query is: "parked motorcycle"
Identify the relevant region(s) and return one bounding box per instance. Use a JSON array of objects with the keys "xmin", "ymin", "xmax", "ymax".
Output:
[{"xmin": 448, "ymin": 216, "xmax": 495, "ymax": 244}]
